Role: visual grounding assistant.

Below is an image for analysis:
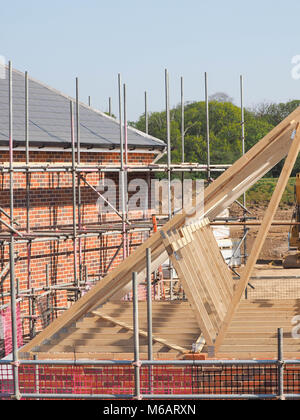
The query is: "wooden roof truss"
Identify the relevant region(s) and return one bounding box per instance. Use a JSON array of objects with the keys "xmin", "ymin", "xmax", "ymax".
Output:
[{"xmin": 19, "ymin": 107, "xmax": 300, "ymax": 359}]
